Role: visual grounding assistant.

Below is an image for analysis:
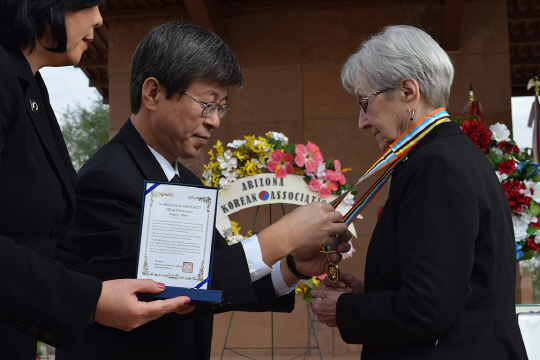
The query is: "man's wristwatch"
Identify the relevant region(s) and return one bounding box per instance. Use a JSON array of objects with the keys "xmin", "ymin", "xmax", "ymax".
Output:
[{"xmin": 286, "ymin": 254, "xmax": 312, "ymax": 280}]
